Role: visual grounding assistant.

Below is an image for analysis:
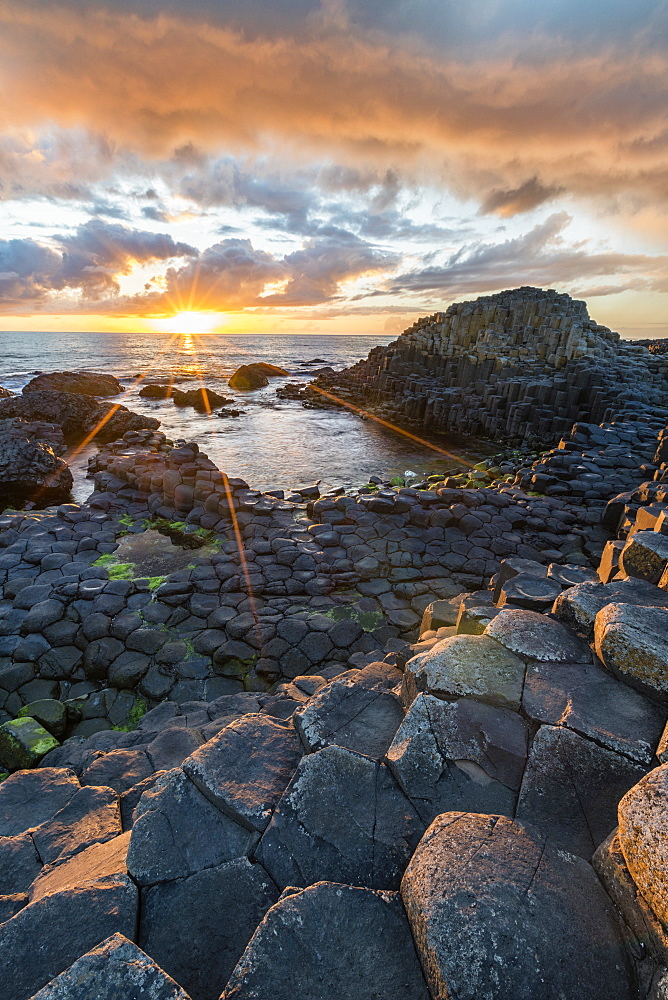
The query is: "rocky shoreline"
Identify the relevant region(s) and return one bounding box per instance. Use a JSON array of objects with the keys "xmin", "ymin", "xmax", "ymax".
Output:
[{"xmin": 1, "ymin": 287, "xmax": 668, "ymax": 998}]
